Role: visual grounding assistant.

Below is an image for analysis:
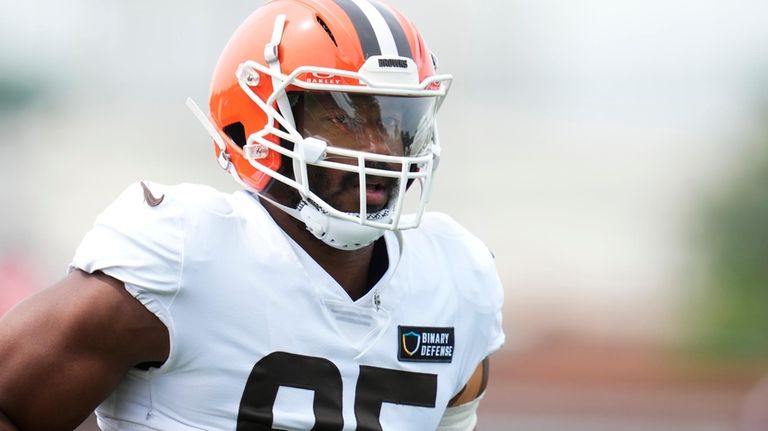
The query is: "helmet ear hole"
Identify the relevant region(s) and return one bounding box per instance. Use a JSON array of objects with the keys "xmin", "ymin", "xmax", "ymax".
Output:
[
  {"xmin": 316, "ymin": 16, "xmax": 338, "ymax": 47},
  {"xmin": 223, "ymin": 122, "xmax": 246, "ymax": 148}
]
